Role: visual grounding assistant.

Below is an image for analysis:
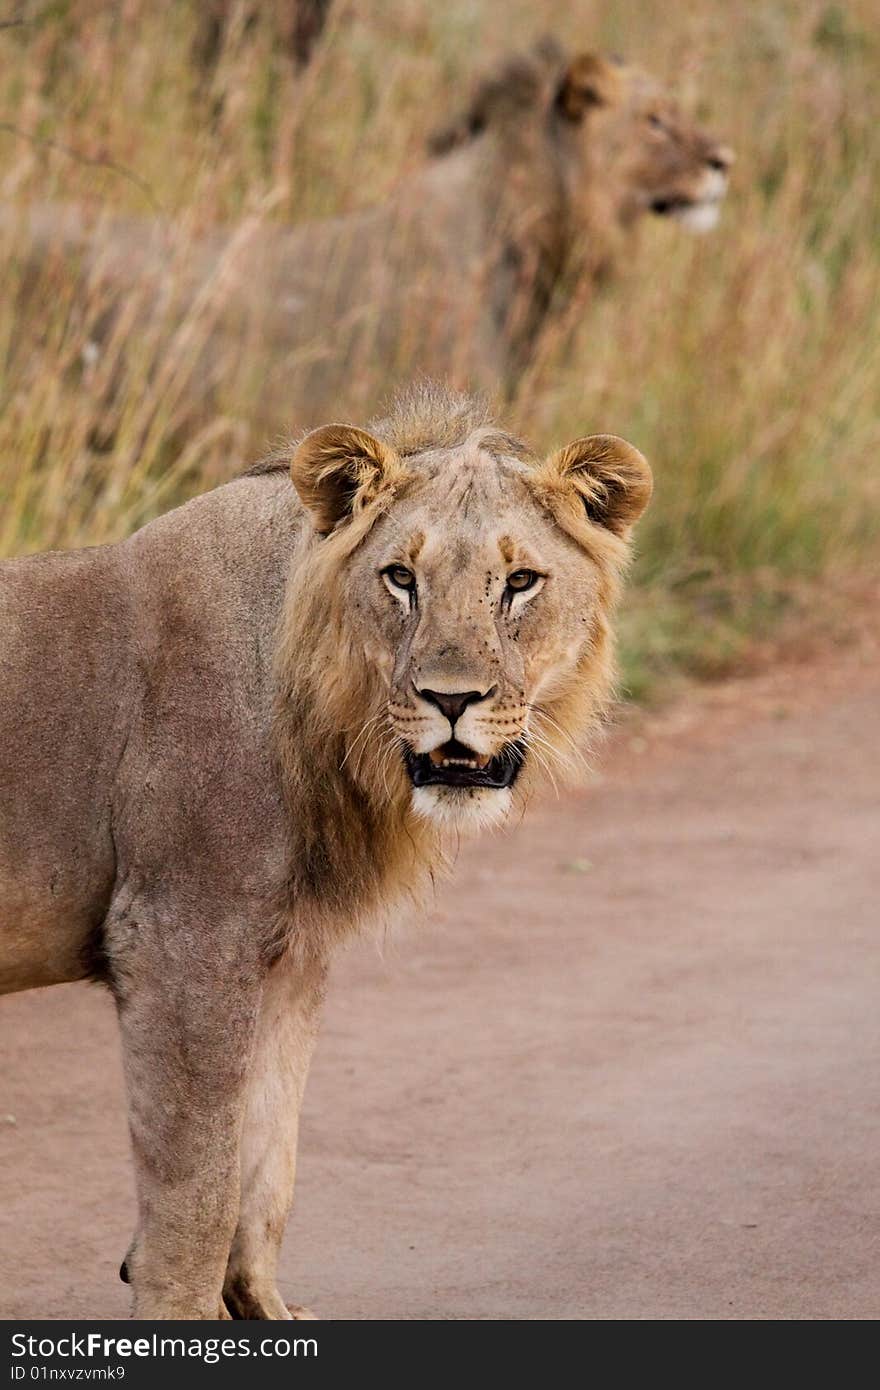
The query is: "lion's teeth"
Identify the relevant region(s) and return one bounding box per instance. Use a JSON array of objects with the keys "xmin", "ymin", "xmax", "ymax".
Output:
[{"xmin": 430, "ymin": 749, "xmax": 488, "ymax": 772}]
